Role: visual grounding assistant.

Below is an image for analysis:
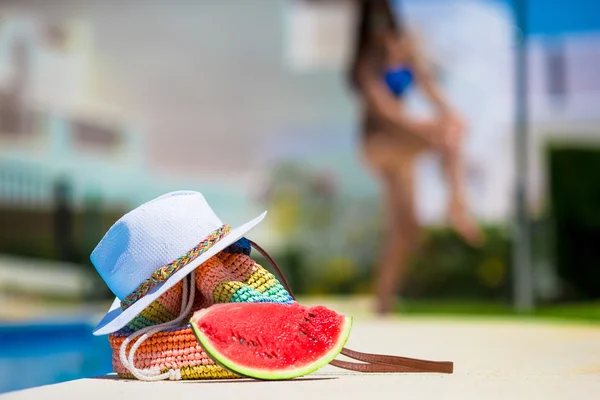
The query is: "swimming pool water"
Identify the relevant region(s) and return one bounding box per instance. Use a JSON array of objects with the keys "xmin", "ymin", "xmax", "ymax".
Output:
[{"xmin": 0, "ymin": 321, "xmax": 113, "ymax": 394}]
